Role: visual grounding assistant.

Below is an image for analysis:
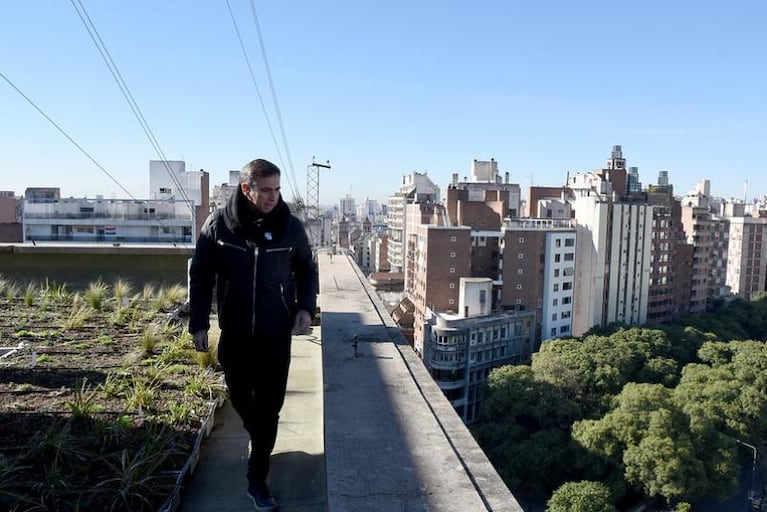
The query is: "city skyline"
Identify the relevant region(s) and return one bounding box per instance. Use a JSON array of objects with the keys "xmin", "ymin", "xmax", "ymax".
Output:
[{"xmin": 2, "ymin": 1, "xmax": 765, "ymax": 205}]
